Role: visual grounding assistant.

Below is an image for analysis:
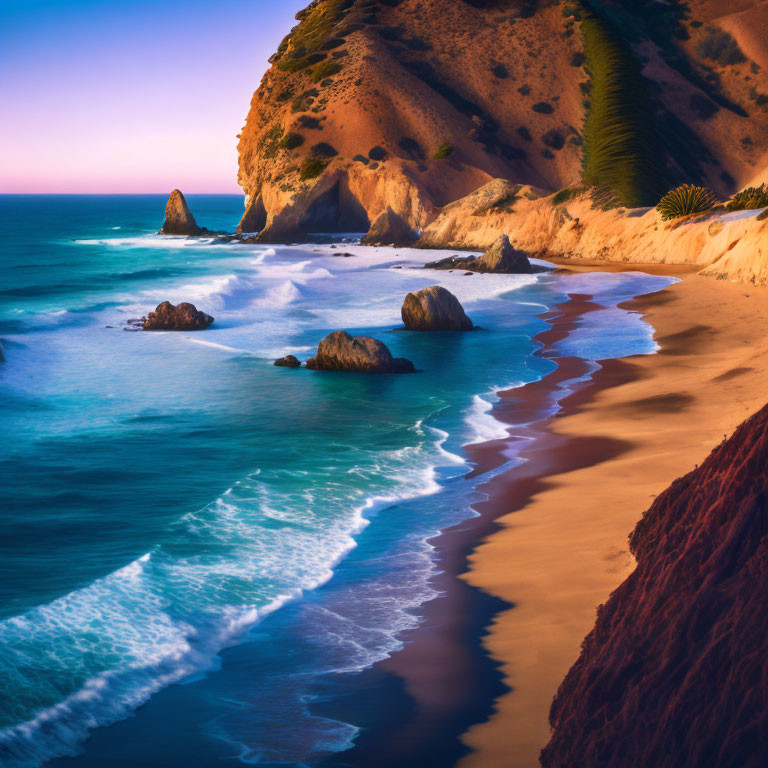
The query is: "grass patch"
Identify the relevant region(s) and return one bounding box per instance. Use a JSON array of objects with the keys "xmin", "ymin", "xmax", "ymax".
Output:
[
  {"xmin": 433, "ymin": 143, "xmax": 454, "ymax": 160},
  {"xmin": 309, "ymin": 59, "xmax": 342, "ymax": 83},
  {"xmin": 551, "ymin": 186, "xmax": 586, "ymax": 205},
  {"xmin": 579, "ymin": 6, "xmax": 665, "ymax": 207},
  {"xmin": 277, "ymin": 52, "xmax": 326, "ymax": 73},
  {"xmin": 280, "ymin": 132, "xmax": 305, "ymax": 150},
  {"xmin": 299, "ymin": 157, "xmax": 330, "ymax": 181}
]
